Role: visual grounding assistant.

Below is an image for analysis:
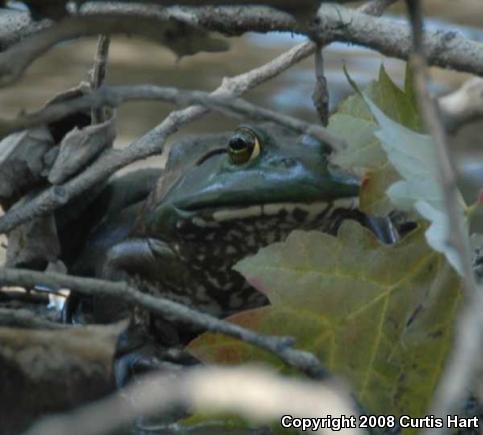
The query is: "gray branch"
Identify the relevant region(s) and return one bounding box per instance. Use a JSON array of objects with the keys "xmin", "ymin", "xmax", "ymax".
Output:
[
  {"xmin": 0, "ymin": 84, "xmax": 344, "ymax": 150},
  {"xmin": 89, "ymin": 34, "xmax": 111, "ymax": 124},
  {"xmin": 1, "ymin": 2, "xmax": 482, "ymax": 86},
  {"xmin": 0, "ymin": 12, "xmax": 228, "ymax": 87}
]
